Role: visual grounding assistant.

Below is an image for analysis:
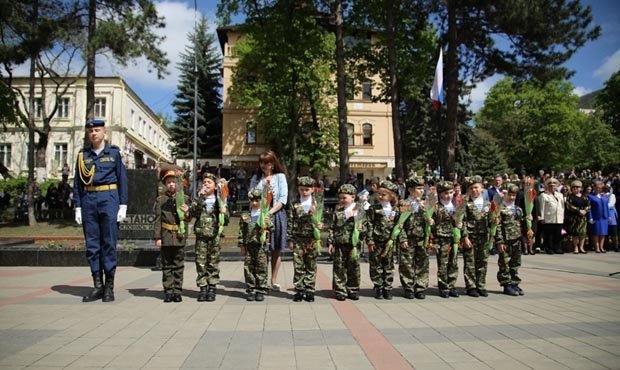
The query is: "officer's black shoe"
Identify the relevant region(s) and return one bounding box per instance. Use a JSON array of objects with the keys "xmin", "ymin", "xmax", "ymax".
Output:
[
  {"xmin": 514, "ymin": 285, "xmax": 524, "ymax": 296},
  {"xmin": 173, "ymin": 294, "xmax": 182, "ymax": 302},
  {"xmin": 246, "ymin": 292, "xmax": 255, "ymax": 301},
  {"xmin": 439, "ymin": 290, "xmax": 450, "ymax": 298},
  {"xmin": 293, "ymin": 291, "xmax": 304, "ymax": 302},
  {"xmin": 197, "ymin": 286, "xmax": 208, "ymax": 302},
  {"xmin": 255, "ymin": 292, "xmax": 265, "ymax": 302},
  {"xmin": 102, "ymin": 276, "xmax": 115, "ymax": 302},
  {"xmin": 414, "ymin": 291, "xmax": 426, "ymax": 300},
  {"xmin": 448, "ymin": 288, "xmax": 459, "ymax": 298},
  {"xmin": 164, "ymin": 293, "xmax": 174, "ymax": 303},
  {"xmin": 335, "ymin": 295, "xmax": 346, "ymax": 301},
  {"xmin": 467, "ymin": 289, "xmax": 479, "ymax": 297},
  {"xmin": 503, "ymin": 285, "xmax": 518, "ymax": 296},
  {"xmin": 383, "ymin": 289, "xmax": 393, "ymax": 300},
  {"xmin": 403, "ymin": 290, "xmax": 415, "ymax": 299},
  {"xmin": 478, "ymin": 289, "xmax": 488, "ymax": 297},
  {"xmin": 82, "ymin": 273, "xmax": 104, "ymax": 302},
  {"xmin": 374, "ymin": 288, "xmax": 384, "ymax": 300},
  {"xmin": 205, "ymin": 286, "xmax": 216, "ymax": 302},
  {"xmin": 304, "ymin": 292, "xmax": 315, "ymax": 302},
  {"xmin": 348, "ymin": 292, "xmax": 359, "ymax": 301}
]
